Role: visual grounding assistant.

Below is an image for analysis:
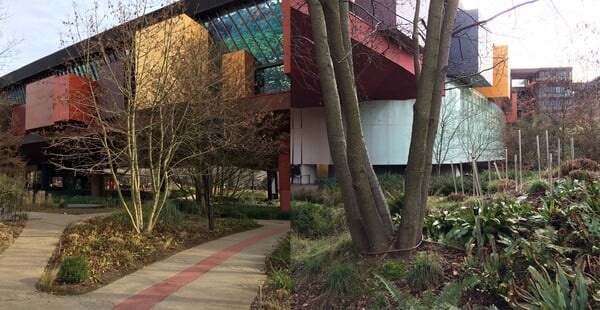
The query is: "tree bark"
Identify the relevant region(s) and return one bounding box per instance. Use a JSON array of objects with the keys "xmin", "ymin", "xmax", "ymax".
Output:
[
  {"xmin": 307, "ymin": 0, "xmax": 370, "ymax": 252},
  {"xmin": 321, "ymin": 0, "xmax": 392, "ymax": 251},
  {"xmin": 398, "ymin": 0, "xmax": 459, "ymax": 249}
]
